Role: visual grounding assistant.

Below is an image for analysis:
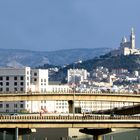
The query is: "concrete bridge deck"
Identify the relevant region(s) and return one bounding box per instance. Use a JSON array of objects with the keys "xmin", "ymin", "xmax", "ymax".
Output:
[
  {"xmin": 0, "ymin": 115, "xmax": 140, "ymax": 128},
  {"xmin": 0, "ymin": 92, "xmax": 140, "ymax": 102}
]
